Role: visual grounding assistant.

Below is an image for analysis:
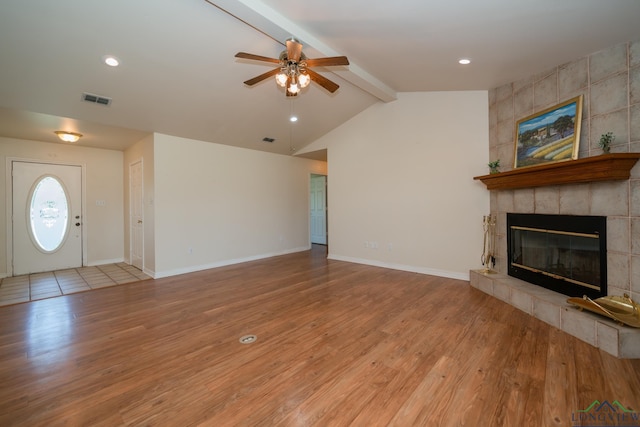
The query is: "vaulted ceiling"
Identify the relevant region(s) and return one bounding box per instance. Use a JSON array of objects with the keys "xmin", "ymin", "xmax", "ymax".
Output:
[{"xmin": 1, "ymin": 0, "xmax": 640, "ymax": 158}]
